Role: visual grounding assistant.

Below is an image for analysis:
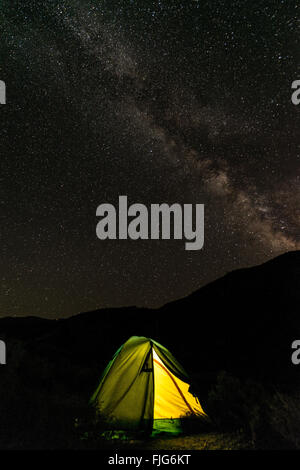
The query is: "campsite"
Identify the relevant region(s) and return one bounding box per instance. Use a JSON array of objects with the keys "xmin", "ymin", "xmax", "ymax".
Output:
[{"xmin": 0, "ymin": 251, "xmax": 300, "ymax": 450}]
